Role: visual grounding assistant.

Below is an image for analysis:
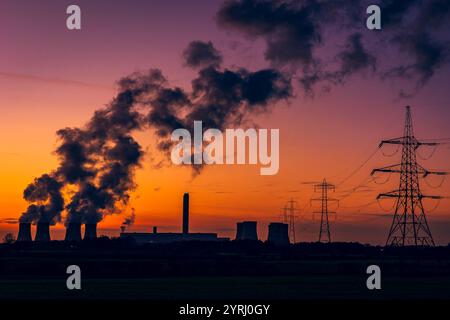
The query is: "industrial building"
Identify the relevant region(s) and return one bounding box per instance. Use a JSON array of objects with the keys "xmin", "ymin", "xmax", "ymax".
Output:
[{"xmin": 120, "ymin": 193, "xmax": 226, "ymax": 243}]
